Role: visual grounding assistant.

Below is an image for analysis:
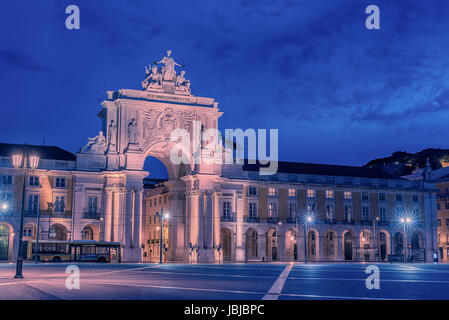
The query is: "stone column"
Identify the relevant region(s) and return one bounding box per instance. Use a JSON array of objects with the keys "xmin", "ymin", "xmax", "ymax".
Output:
[
  {"xmin": 235, "ymin": 190, "xmax": 245, "ymax": 262},
  {"xmin": 213, "ymin": 192, "xmax": 222, "ymax": 262},
  {"xmin": 103, "ymin": 190, "xmax": 113, "ymax": 242}
]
